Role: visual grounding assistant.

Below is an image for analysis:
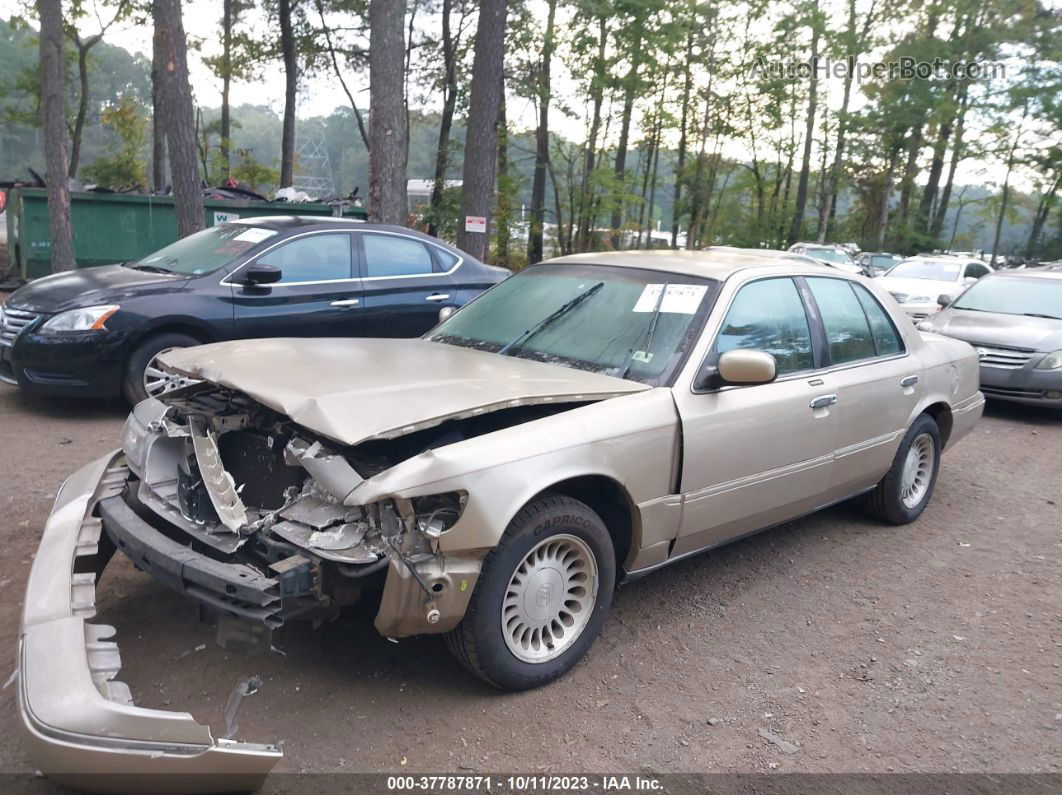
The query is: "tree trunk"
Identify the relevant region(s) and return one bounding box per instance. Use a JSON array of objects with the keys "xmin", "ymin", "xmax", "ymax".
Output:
[
  {"xmin": 495, "ymin": 80, "xmax": 511, "ymax": 266},
  {"xmin": 875, "ymin": 153, "xmax": 898, "ymax": 250},
  {"xmin": 279, "ymin": 0, "xmax": 297, "ymax": 188},
  {"xmin": 528, "ymin": 0, "xmax": 557, "ymax": 265},
  {"xmin": 368, "ymin": 0, "xmax": 409, "ymax": 224},
  {"xmin": 38, "ymin": 0, "xmax": 76, "ymax": 272},
  {"xmin": 787, "ymin": 24, "xmax": 819, "ymax": 247},
  {"xmin": 428, "ymin": 0, "xmax": 457, "ymax": 237},
  {"xmin": 930, "ymin": 85, "xmax": 970, "ymax": 240},
  {"xmin": 896, "ymin": 124, "xmax": 923, "ymax": 229},
  {"xmin": 576, "ymin": 15, "xmax": 607, "ymax": 252},
  {"xmin": 609, "ymin": 29, "xmax": 643, "ymax": 250},
  {"xmin": 151, "ymin": 34, "xmax": 167, "ymax": 191},
  {"xmin": 671, "ymin": 29, "xmax": 693, "ymax": 248},
  {"xmin": 990, "ymin": 105, "xmax": 1028, "ymax": 266},
  {"xmin": 220, "ymin": 0, "xmax": 233, "ymax": 179},
  {"xmin": 1025, "ymin": 171, "xmax": 1061, "ymax": 258},
  {"xmin": 68, "ymin": 42, "xmax": 91, "ymax": 178},
  {"xmin": 817, "ymin": 55, "xmax": 853, "ymax": 242},
  {"xmin": 456, "ymin": 0, "xmax": 507, "ymax": 260},
  {"xmin": 154, "ymin": 0, "xmax": 204, "ymax": 237}
]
